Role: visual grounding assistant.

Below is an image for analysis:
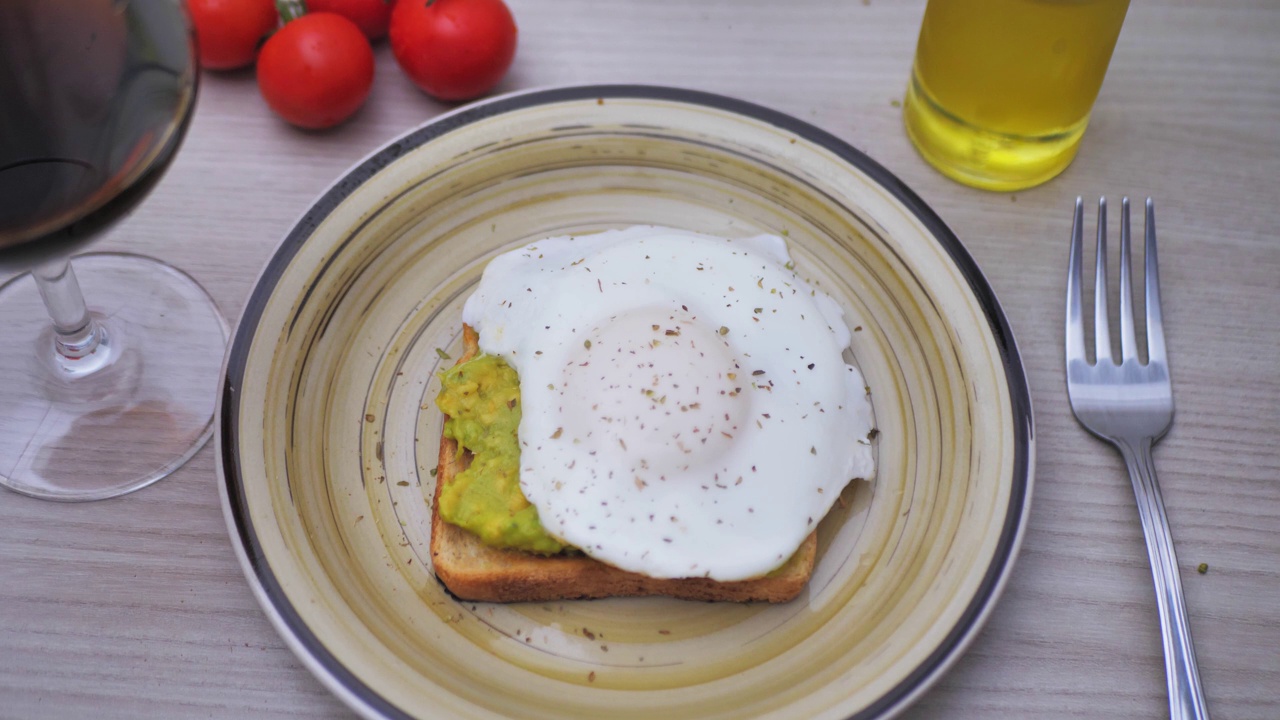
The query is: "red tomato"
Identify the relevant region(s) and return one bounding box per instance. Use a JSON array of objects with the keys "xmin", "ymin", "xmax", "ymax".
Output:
[
  {"xmin": 256, "ymin": 13, "xmax": 375, "ymax": 129},
  {"xmin": 187, "ymin": 0, "xmax": 279, "ymax": 70},
  {"xmin": 389, "ymin": 0, "xmax": 517, "ymax": 102},
  {"xmin": 306, "ymin": 0, "xmax": 394, "ymax": 41}
]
